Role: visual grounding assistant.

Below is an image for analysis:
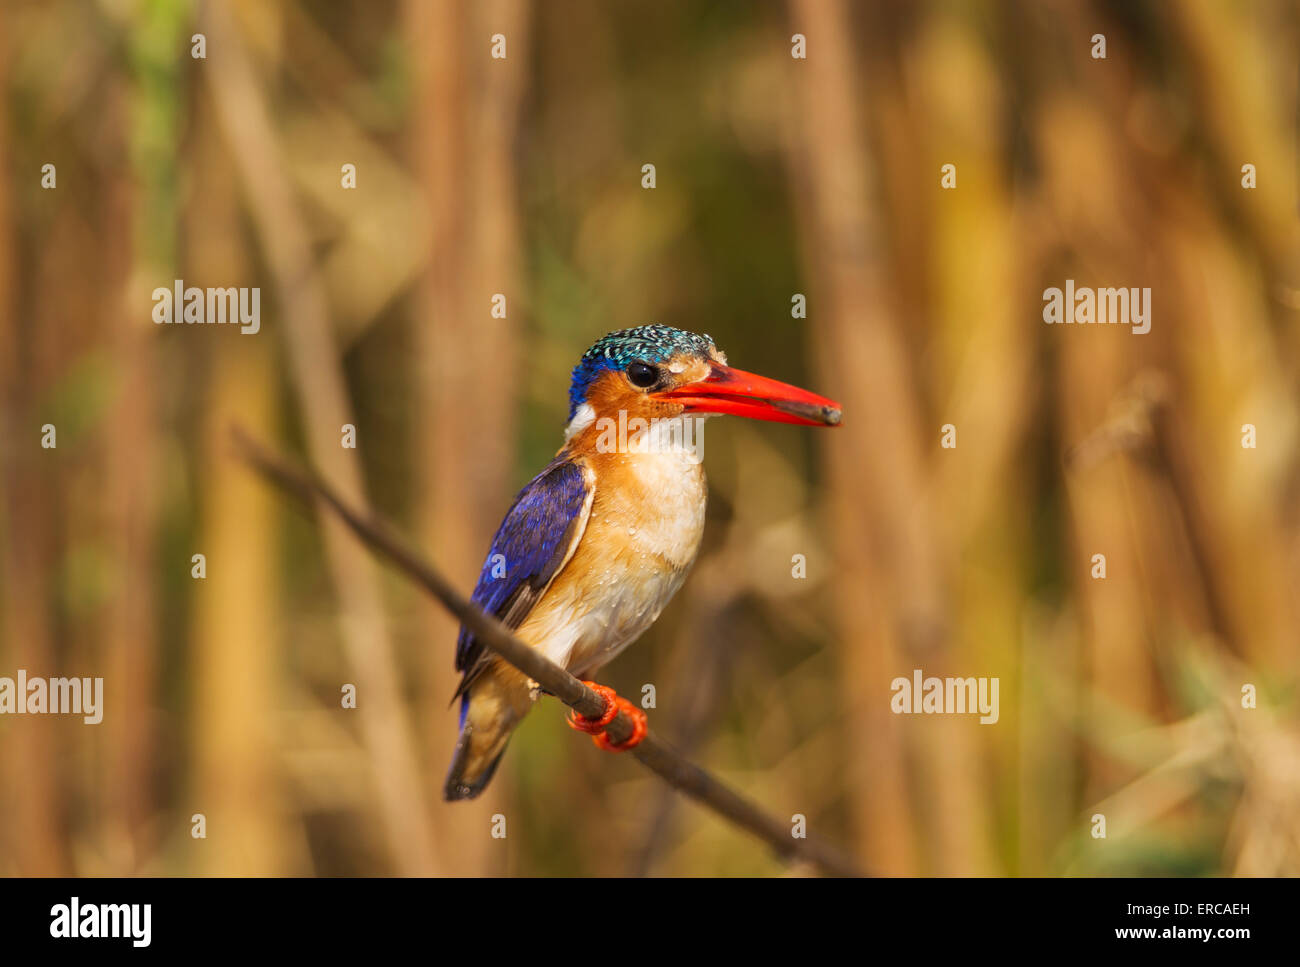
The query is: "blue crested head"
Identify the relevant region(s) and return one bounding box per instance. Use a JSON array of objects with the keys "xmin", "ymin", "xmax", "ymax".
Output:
[{"xmin": 568, "ymin": 325, "xmax": 716, "ymax": 419}]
